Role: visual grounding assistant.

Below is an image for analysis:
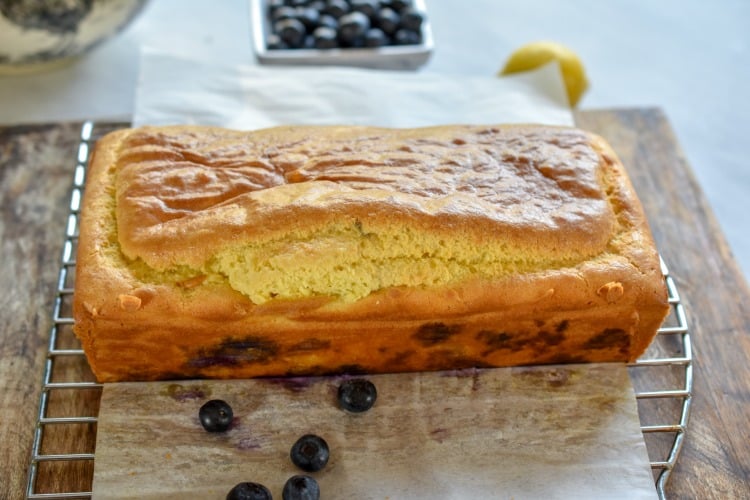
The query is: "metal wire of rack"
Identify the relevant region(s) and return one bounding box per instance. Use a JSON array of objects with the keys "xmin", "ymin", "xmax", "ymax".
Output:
[
  {"xmin": 628, "ymin": 257, "xmax": 693, "ymax": 498},
  {"xmin": 26, "ymin": 121, "xmax": 103, "ymax": 500},
  {"xmin": 26, "ymin": 121, "xmax": 693, "ymax": 500}
]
